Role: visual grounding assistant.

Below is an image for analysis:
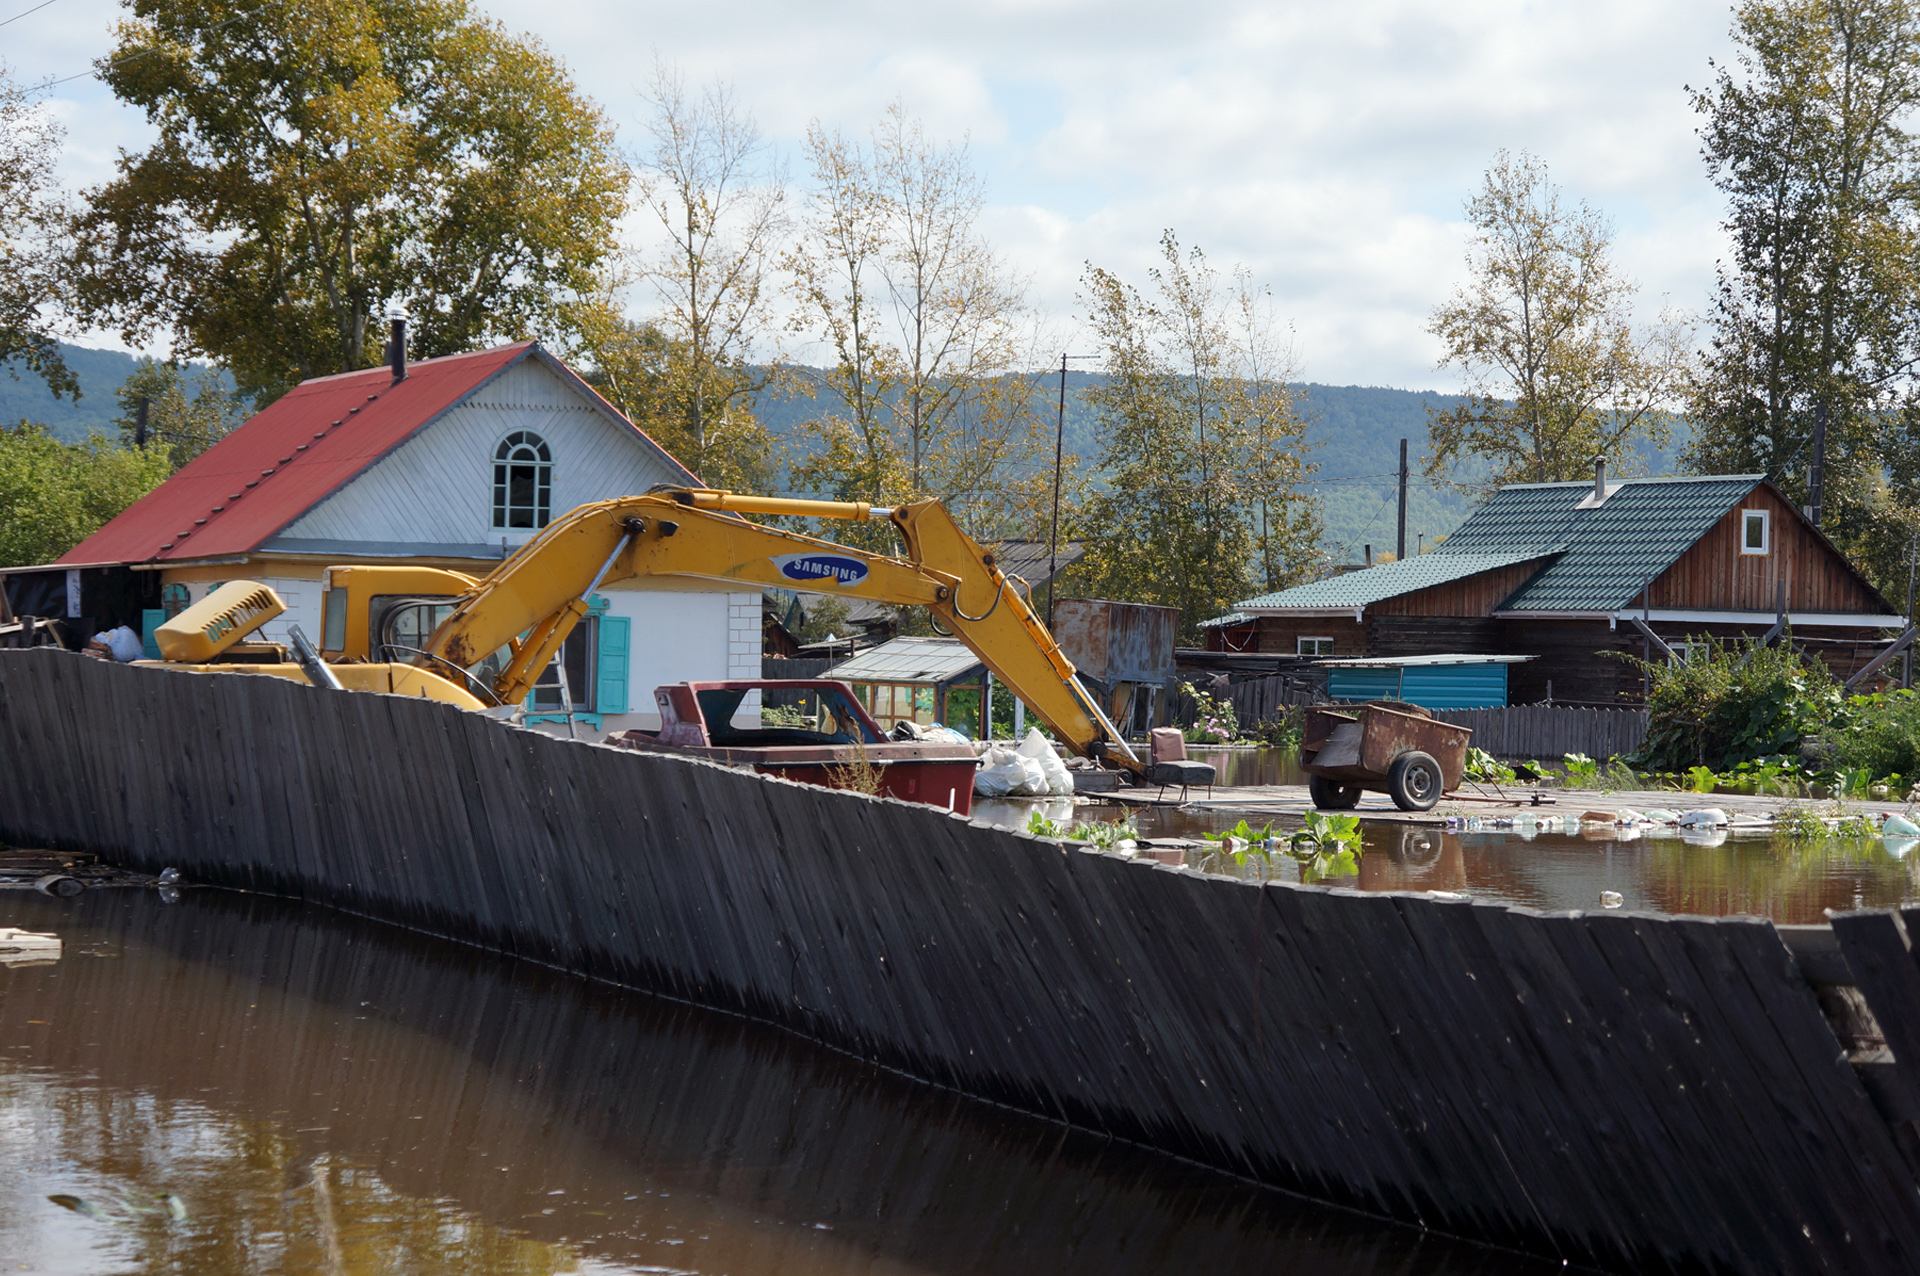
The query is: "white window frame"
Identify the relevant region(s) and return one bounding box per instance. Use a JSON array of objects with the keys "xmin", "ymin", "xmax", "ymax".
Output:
[
  {"xmin": 1740, "ymin": 508, "xmax": 1770, "ymax": 556},
  {"xmin": 1297, "ymin": 635, "xmax": 1335, "ymax": 656}
]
